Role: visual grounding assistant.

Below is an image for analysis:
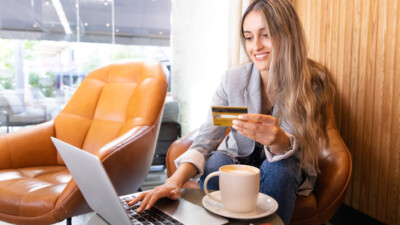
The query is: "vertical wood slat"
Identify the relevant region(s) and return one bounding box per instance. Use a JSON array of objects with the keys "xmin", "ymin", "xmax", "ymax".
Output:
[
  {"xmin": 330, "ymin": 0, "xmax": 339, "ymax": 140},
  {"xmin": 385, "ymin": 0, "xmax": 399, "ymax": 224},
  {"xmin": 308, "ymin": 0, "xmax": 315, "ymax": 57},
  {"xmin": 356, "ymin": 0, "xmax": 370, "ymax": 213},
  {"xmin": 324, "ymin": 0, "xmax": 333, "ymax": 70},
  {"xmin": 395, "ymin": 2, "xmax": 400, "ymax": 222},
  {"xmin": 341, "ymin": 0, "xmax": 354, "ymax": 205},
  {"xmin": 349, "ymin": 0, "xmax": 361, "ymax": 210},
  {"xmin": 319, "ymin": 0, "xmax": 327, "ymax": 66},
  {"xmin": 360, "ymin": 0, "xmax": 376, "ymax": 215},
  {"xmin": 335, "ymin": 0, "xmax": 346, "ymax": 135},
  {"xmin": 367, "ymin": 1, "xmax": 380, "ymax": 218},
  {"xmin": 292, "ymin": 0, "xmax": 400, "ymax": 224},
  {"xmin": 376, "ymin": 0, "xmax": 390, "ymax": 221},
  {"xmin": 330, "ymin": 0, "xmax": 339, "ymax": 85},
  {"xmin": 370, "ymin": 0, "xmax": 386, "ymax": 220}
]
